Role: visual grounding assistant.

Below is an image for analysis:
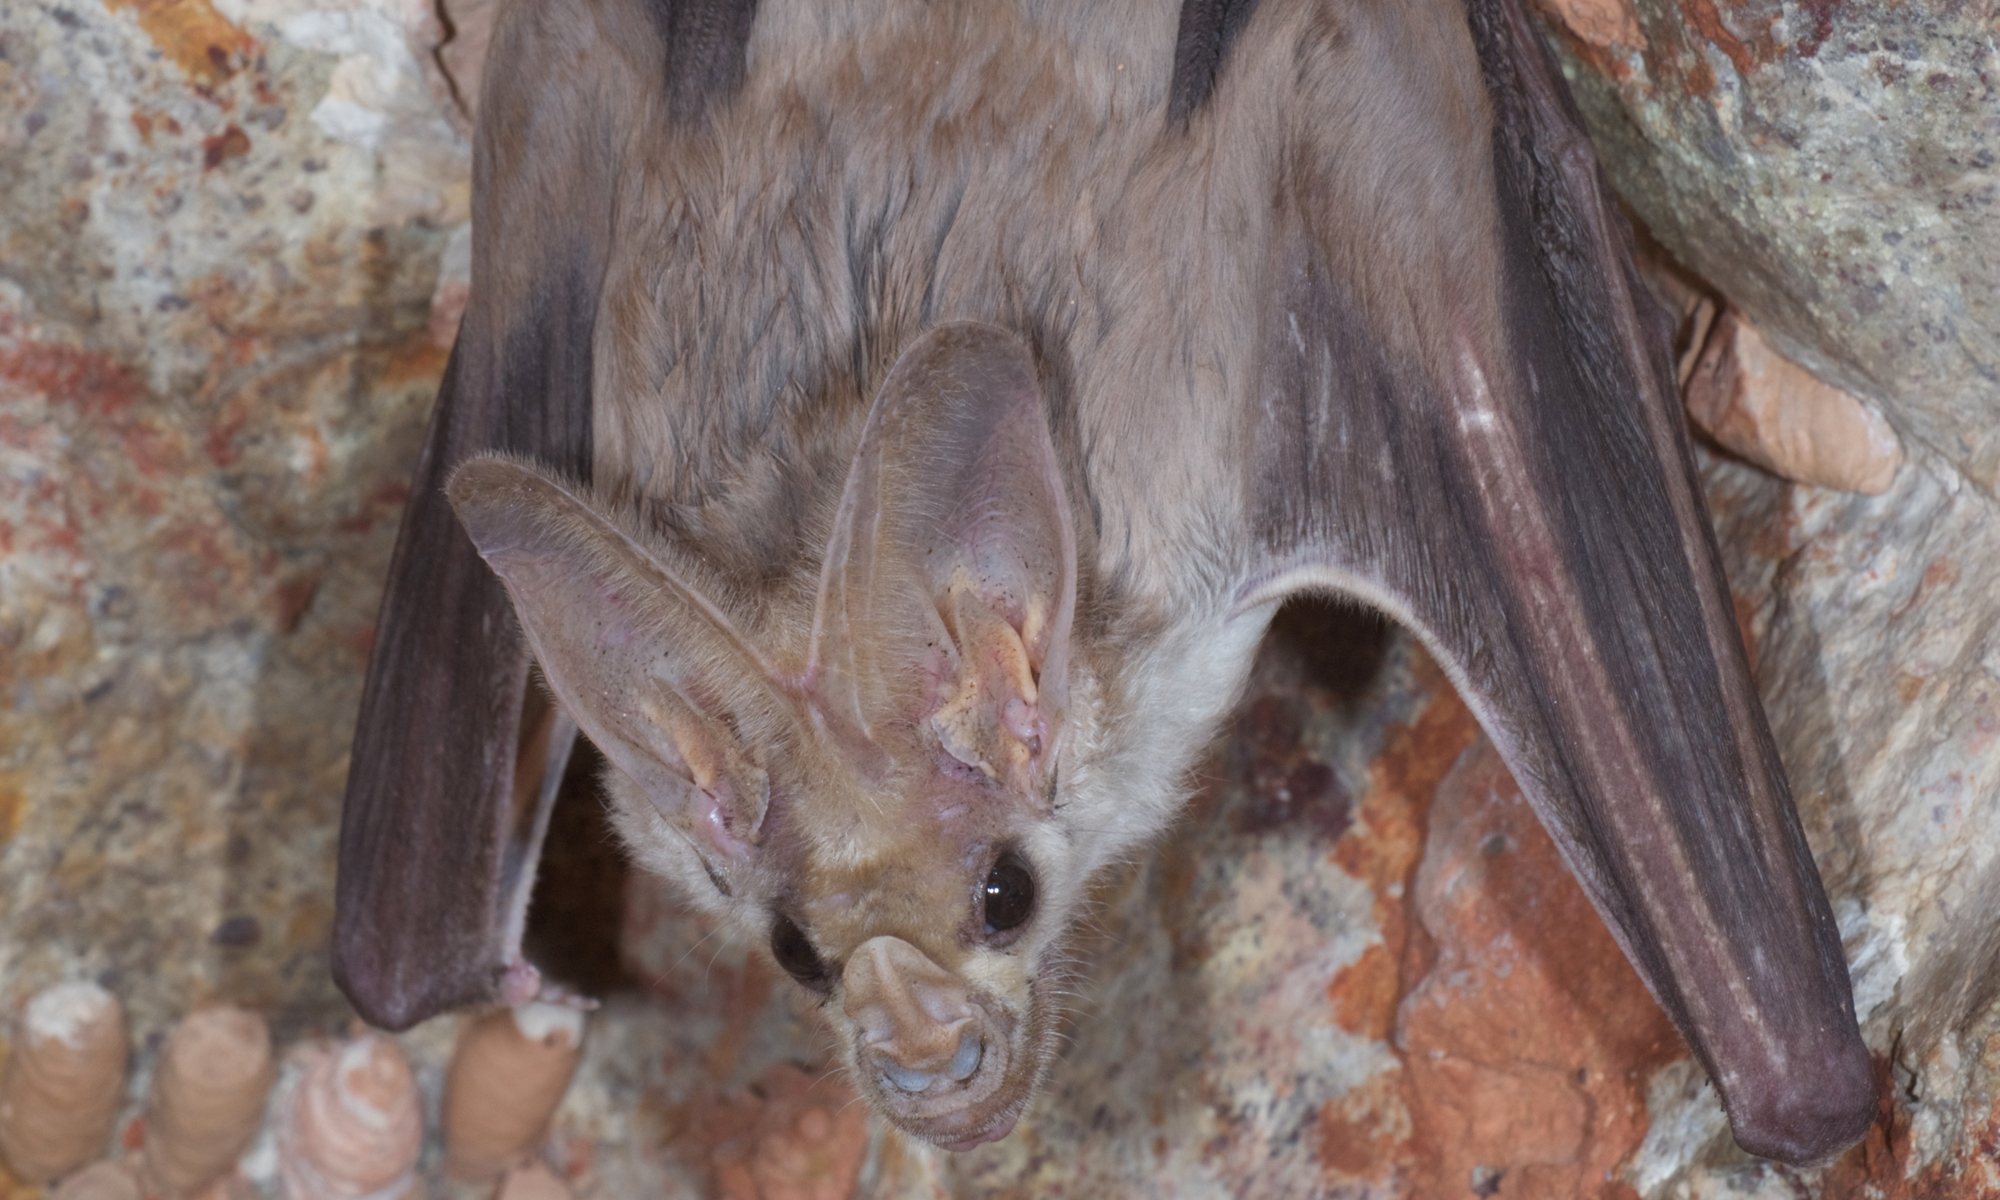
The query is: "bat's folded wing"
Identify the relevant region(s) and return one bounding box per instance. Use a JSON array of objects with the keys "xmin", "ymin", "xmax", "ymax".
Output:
[
  {"xmin": 1238, "ymin": 0, "xmax": 1874, "ymax": 1164},
  {"xmin": 332, "ymin": 0, "xmax": 739, "ymax": 1028}
]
